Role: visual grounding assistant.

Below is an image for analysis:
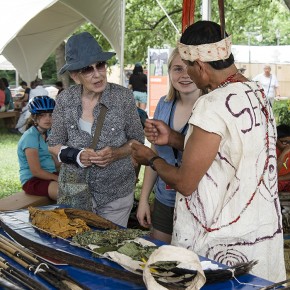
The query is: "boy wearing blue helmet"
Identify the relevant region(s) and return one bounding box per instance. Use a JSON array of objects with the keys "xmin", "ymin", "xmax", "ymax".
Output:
[{"xmin": 17, "ymin": 96, "xmax": 59, "ymax": 200}]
